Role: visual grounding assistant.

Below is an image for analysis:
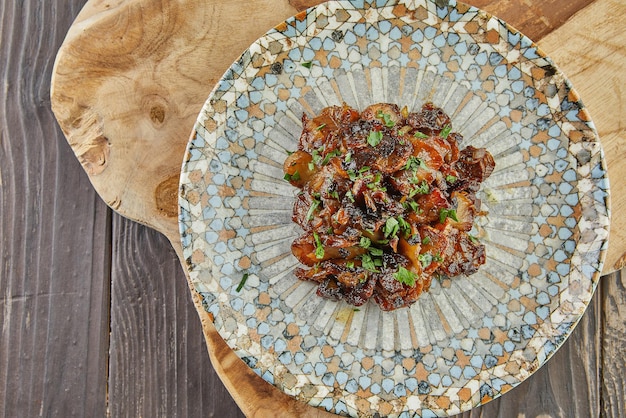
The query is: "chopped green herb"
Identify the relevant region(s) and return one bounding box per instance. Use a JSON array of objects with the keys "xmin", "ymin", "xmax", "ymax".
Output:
[
  {"xmin": 329, "ymin": 190, "xmax": 339, "ymax": 199},
  {"xmin": 366, "ymin": 173, "xmax": 387, "ymax": 191},
  {"xmin": 397, "ymin": 216, "xmax": 411, "ymax": 238},
  {"xmin": 359, "ymin": 236, "xmax": 372, "ymax": 249},
  {"xmin": 283, "ymin": 171, "xmax": 300, "ymax": 182},
  {"xmin": 404, "ymin": 156, "xmax": 427, "ymax": 171},
  {"xmin": 306, "ymin": 198, "xmax": 320, "ymax": 220},
  {"xmin": 353, "ymin": 308, "xmax": 361, "ymax": 312},
  {"xmin": 367, "ymin": 130, "xmax": 383, "ymax": 147},
  {"xmin": 376, "ymin": 110, "xmax": 396, "ymax": 127},
  {"xmin": 440, "ymin": 124, "xmax": 452, "ymax": 139},
  {"xmin": 418, "ymin": 252, "xmax": 433, "ymax": 268},
  {"xmin": 422, "ymin": 236, "xmax": 431, "ymax": 245},
  {"xmin": 345, "ymin": 190, "xmax": 355, "ymax": 202},
  {"xmin": 403, "ymin": 199, "xmax": 421, "ymax": 213},
  {"xmin": 468, "ymin": 234, "xmax": 479, "ymax": 243},
  {"xmin": 344, "ymin": 151, "xmax": 352, "ymax": 163},
  {"xmin": 236, "ymin": 272, "xmax": 249, "ymax": 292},
  {"xmin": 301, "ymin": 61, "xmax": 312, "ymax": 69},
  {"xmin": 368, "ymin": 247, "xmax": 384, "ymax": 257},
  {"xmin": 308, "ymin": 161, "xmax": 315, "ymax": 171},
  {"xmin": 311, "ymin": 147, "xmax": 323, "ymax": 165},
  {"xmin": 408, "ymin": 180, "xmax": 429, "ymax": 197},
  {"xmin": 383, "ymin": 217, "xmax": 399, "ymax": 238},
  {"xmin": 313, "ymin": 232, "xmax": 325, "ymax": 259},
  {"xmin": 346, "ymin": 260, "xmax": 355, "ymax": 269},
  {"xmin": 433, "ymin": 252, "xmax": 443, "ymax": 263},
  {"xmin": 439, "ymin": 208, "xmax": 459, "ymax": 224},
  {"xmin": 414, "ymin": 131, "xmax": 429, "ymax": 139},
  {"xmin": 394, "ymin": 266, "xmax": 417, "ymax": 286},
  {"xmin": 315, "ymin": 123, "xmax": 326, "ymax": 130},
  {"xmin": 446, "ymin": 174, "xmax": 457, "ymax": 183},
  {"xmin": 321, "ymin": 149, "xmax": 341, "ymax": 165},
  {"xmin": 360, "ymin": 254, "xmax": 378, "ymax": 272}
]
